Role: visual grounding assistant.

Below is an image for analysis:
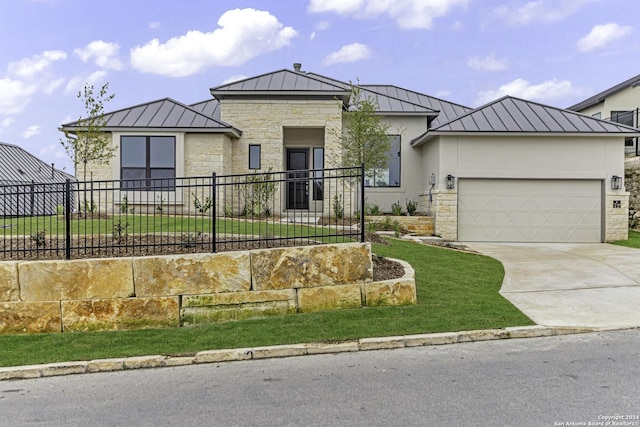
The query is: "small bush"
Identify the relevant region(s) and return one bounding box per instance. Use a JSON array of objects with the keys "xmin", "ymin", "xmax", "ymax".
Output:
[
  {"xmin": 193, "ymin": 193, "xmax": 213, "ymax": 214},
  {"xmin": 30, "ymin": 230, "xmax": 47, "ymax": 248},
  {"xmin": 367, "ymin": 203, "xmax": 381, "ymax": 215},
  {"xmin": 333, "ymin": 194, "xmax": 344, "ymax": 220},
  {"xmin": 112, "ymin": 220, "xmax": 129, "ymax": 244},
  {"xmin": 406, "ymin": 199, "xmax": 418, "ymax": 216},
  {"xmin": 391, "ymin": 201, "xmax": 403, "ymax": 216}
]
